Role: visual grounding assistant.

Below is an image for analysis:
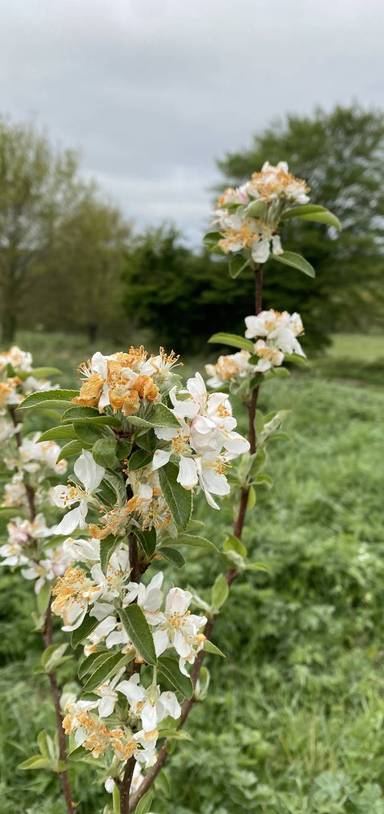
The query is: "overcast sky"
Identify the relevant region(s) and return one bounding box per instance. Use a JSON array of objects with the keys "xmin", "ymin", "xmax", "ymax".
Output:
[{"xmin": 0, "ymin": 0, "xmax": 382, "ymax": 242}]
